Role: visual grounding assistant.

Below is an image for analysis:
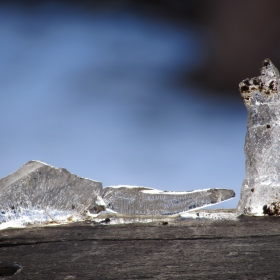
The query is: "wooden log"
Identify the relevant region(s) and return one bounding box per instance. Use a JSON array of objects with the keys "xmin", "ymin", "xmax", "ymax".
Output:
[{"xmin": 0, "ymin": 215, "xmax": 280, "ymax": 279}]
